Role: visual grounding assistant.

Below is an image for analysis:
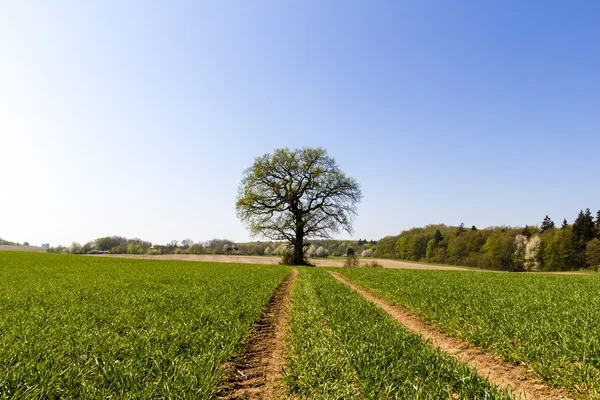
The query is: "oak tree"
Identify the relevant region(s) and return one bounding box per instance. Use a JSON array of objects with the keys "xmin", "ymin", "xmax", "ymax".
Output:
[{"xmin": 236, "ymin": 147, "xmax": 362, "ymax": 265}]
